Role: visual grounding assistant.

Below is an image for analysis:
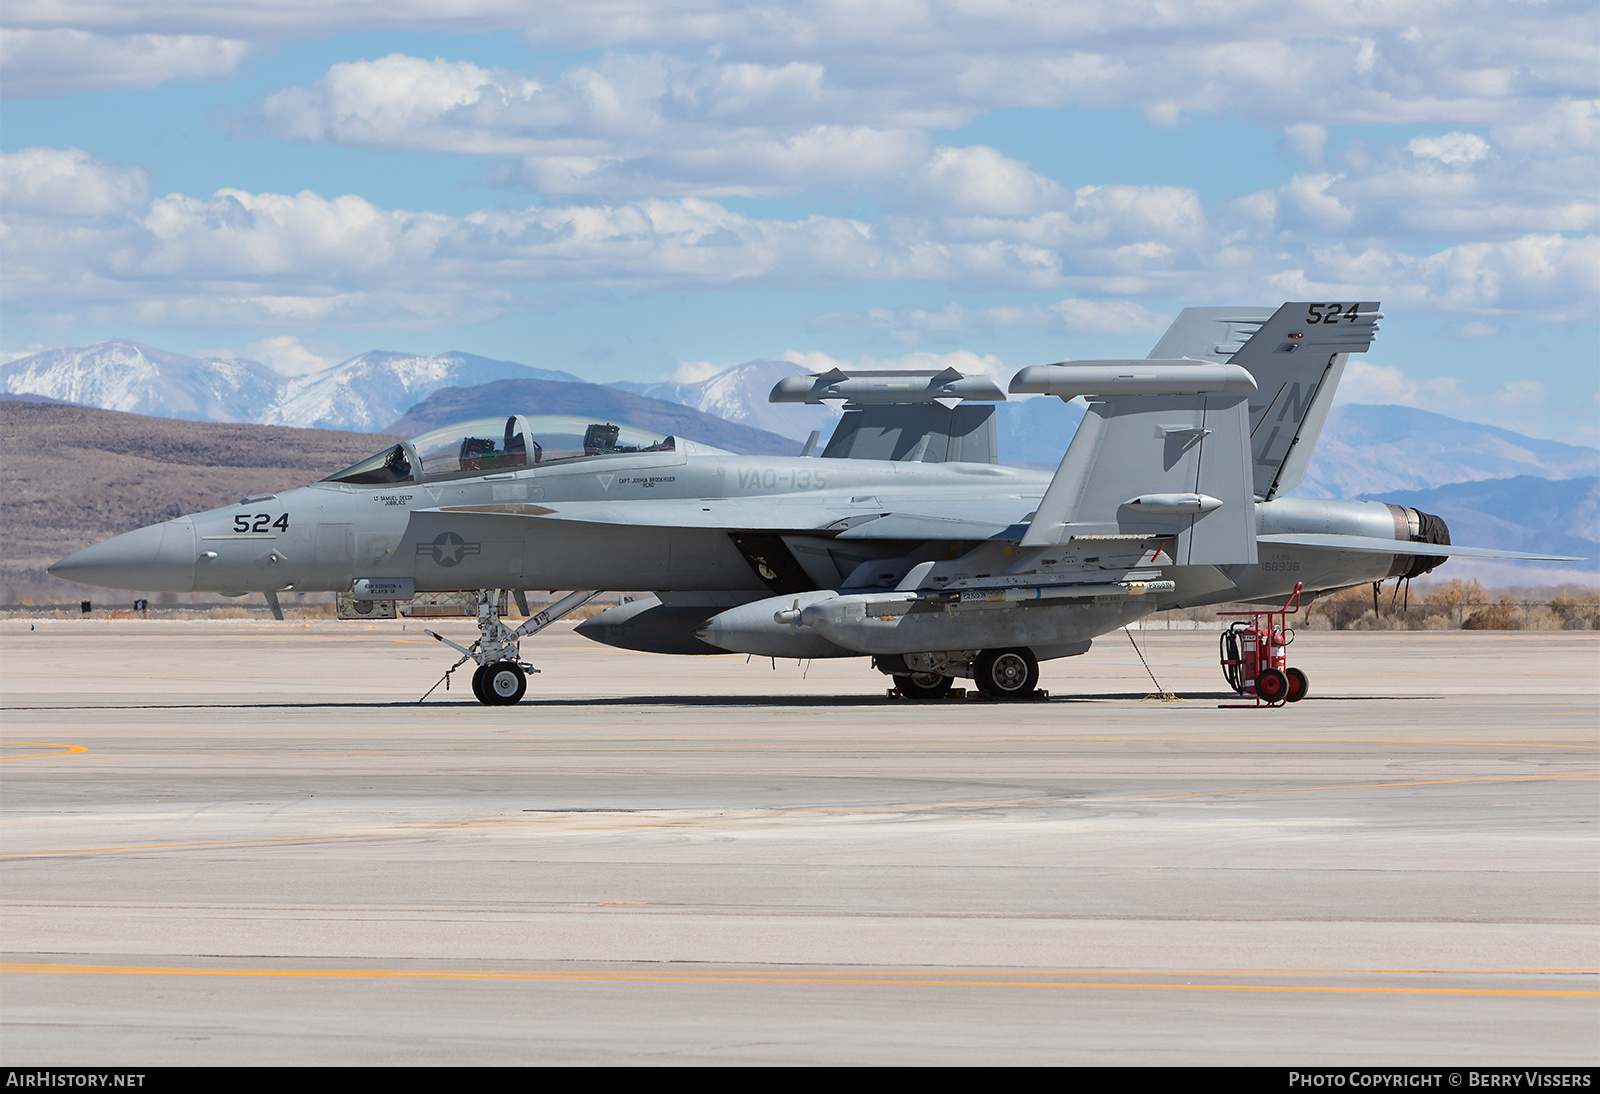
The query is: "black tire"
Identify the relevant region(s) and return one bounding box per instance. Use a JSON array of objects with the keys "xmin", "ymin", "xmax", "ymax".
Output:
[
  {"xmin": 1284, "ymin": 667, "xmax": 1309, "ymax": 703},
  {"xmin": 974, "ymin": 647, "xmax": 1039, "ymax": 700},
  {"xmin": 471, "ymin": 664, "xmax": 488, "ymax": 704},
  {"xmin": 482, "ymin": 661, "xmax": 527, "ymax": 705},
  {"xmin": 896, "ymin": 672, "xmax": 954, "ymax": 700},
  {"xmin": 1255, "ymin": 667, "xmax": 1289, "ymax": 705}
]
